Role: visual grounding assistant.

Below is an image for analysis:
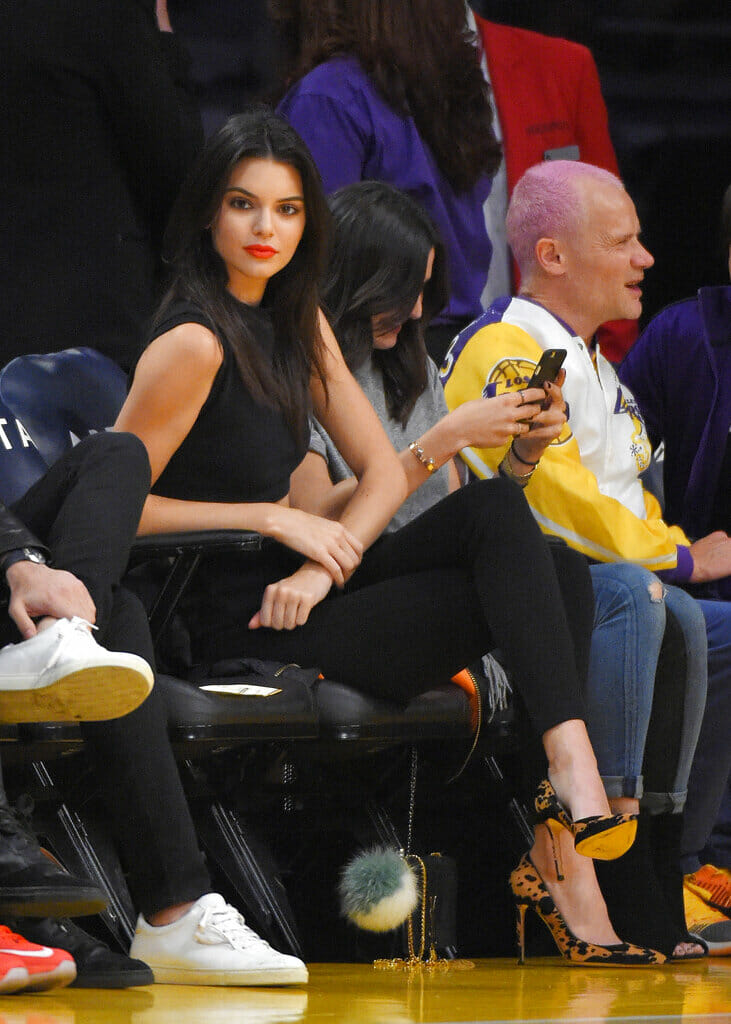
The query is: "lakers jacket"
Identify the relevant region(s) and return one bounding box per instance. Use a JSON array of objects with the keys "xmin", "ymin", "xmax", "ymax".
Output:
[{"xmin": 440, "ymin": 296, "xmax": 691, "ymax": 575}]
